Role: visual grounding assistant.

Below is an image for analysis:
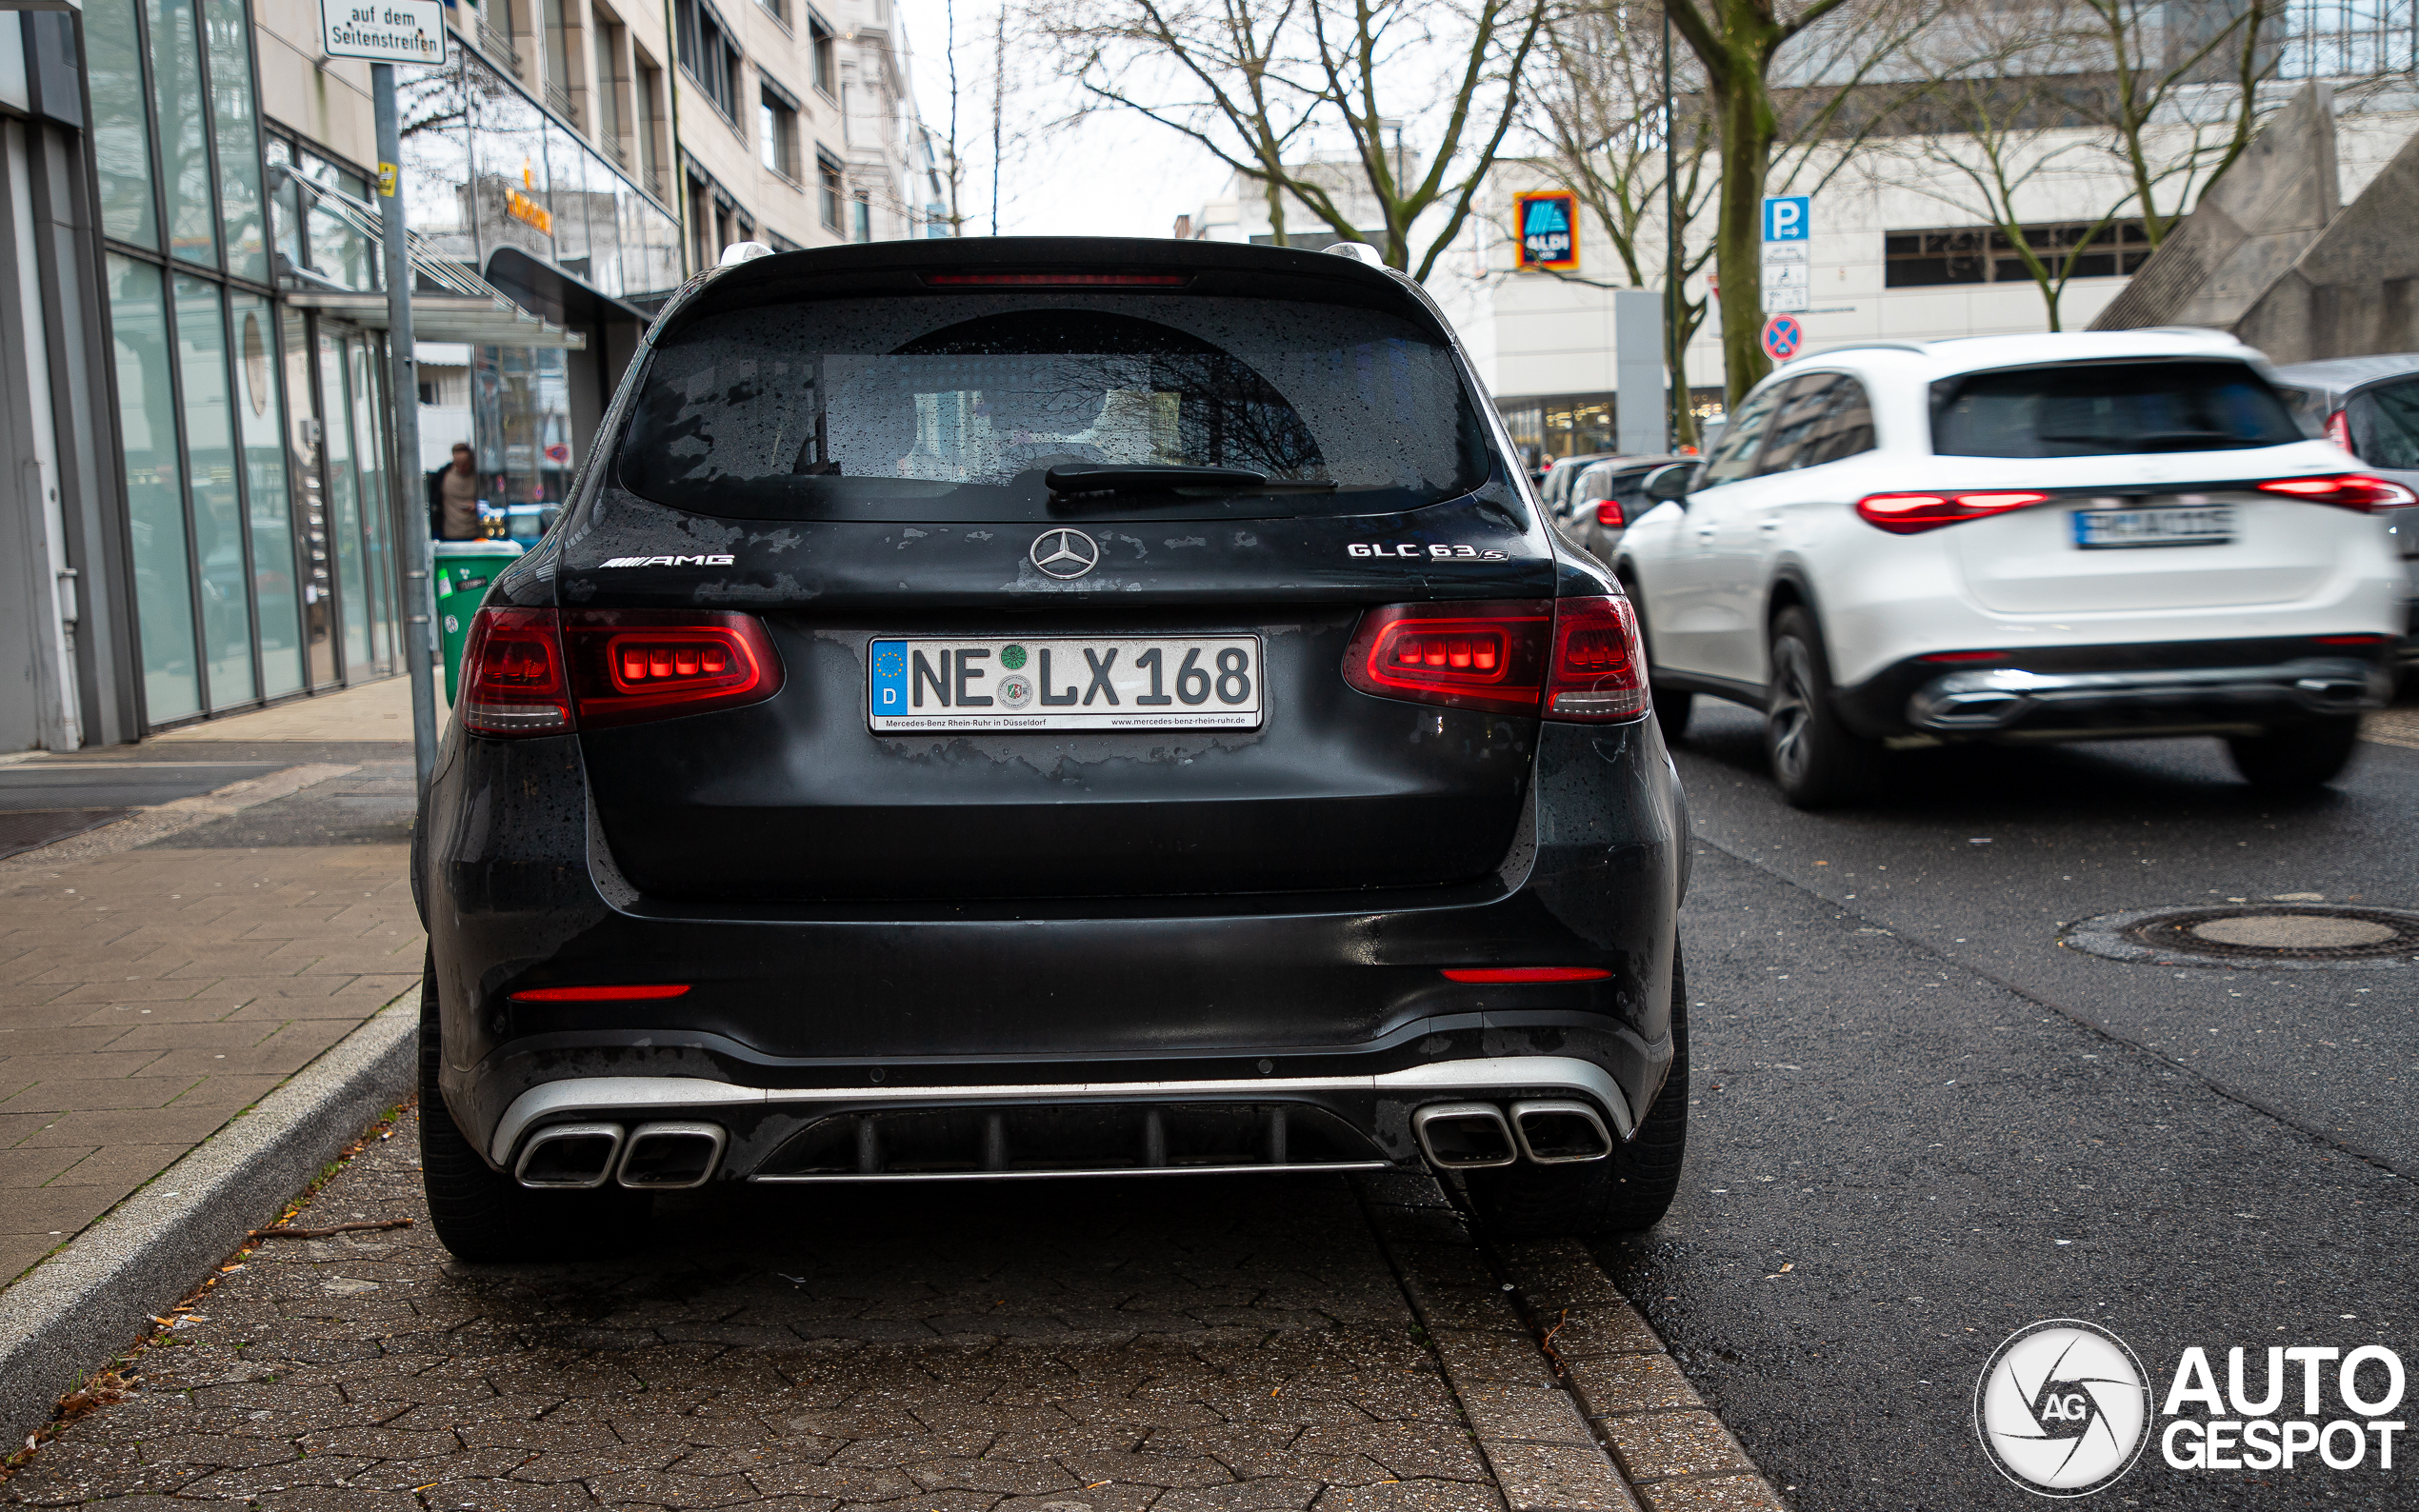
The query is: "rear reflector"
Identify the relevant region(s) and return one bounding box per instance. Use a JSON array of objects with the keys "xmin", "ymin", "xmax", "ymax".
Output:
[
  {"xmin": 1591, "ymin": 499, "xmax": 1625, "ymax": 528},
  {"xmin": 1342, "ymin": 597, "xmax": 1649, "ymax": 723},
  {"xmin": 1919, "ymin": 649, "xmax": 2009, "ymax": 664},
  {"xmin": 922, "ymin": 272, "xmax": 1190, "ymax": 287},
  {"xmin": 1441, "ymin": 966, "xmax": 1612, "ymax": 984},
  {"xmin": 459, "ymin": 607, "xmax": 784, "ymax": 737},
  {"xmin": 459, "ymin": 607, "xmax": 573, "ymax": 736},
  {"xmin": 2254, "ymin": 474, "xmax": 2418, "ymax": 512},
  {"xmin": 2315, "ymin": 633, "xmax": 2389, "ymax": 646},
  {"xmin": 509, "ymin": 984, "xmax": 692, "ymax": 1002},
  {"xmin": 1855, "ymin": 491, "xmax": 2049, "ymax": 534}
]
